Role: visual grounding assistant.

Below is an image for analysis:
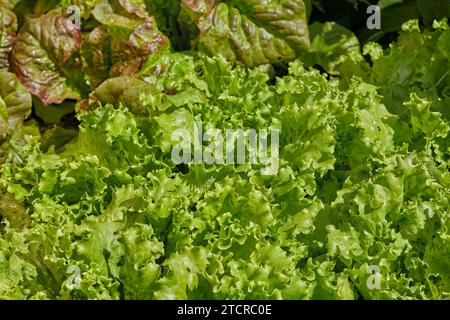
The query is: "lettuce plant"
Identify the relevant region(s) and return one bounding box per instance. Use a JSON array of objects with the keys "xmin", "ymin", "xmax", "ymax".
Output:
[{"xmin": 0, "ymin": 0, "xmax": 449, "ymax": 300}]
